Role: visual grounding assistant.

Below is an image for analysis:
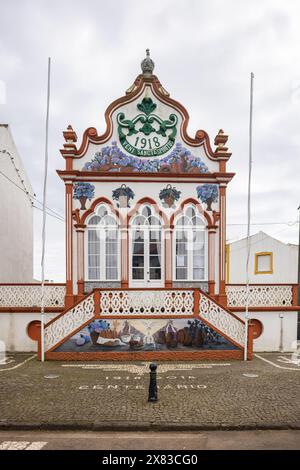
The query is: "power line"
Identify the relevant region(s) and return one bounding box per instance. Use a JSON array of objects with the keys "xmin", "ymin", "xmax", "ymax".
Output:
[
  {"xmin": 32, "ymin": 204, "xmax": 64, "ymax": 222},
  {"xmin": 0, "ymin": 165, "xmax": 65, "ymax": 221},
  {"xmin": 227, "ymin": 221, "xmax": 298, "ymax": 226},
  {"xmin": 227, "ymin": 220, "xmax": 298, "ymax": 251}
]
